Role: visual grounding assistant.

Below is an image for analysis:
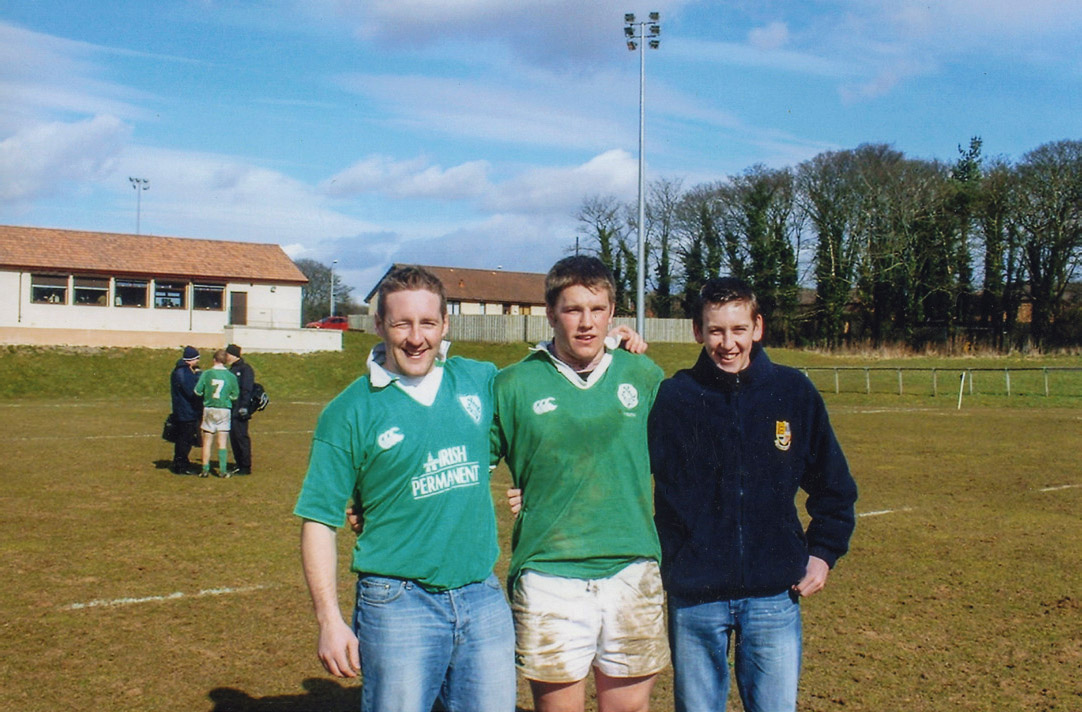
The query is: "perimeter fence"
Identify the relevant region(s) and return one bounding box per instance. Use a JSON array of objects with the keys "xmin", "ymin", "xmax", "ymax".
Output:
[{"xmin": 800, "ymin": 366, "xmax": 1082, "ymax": 400}]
